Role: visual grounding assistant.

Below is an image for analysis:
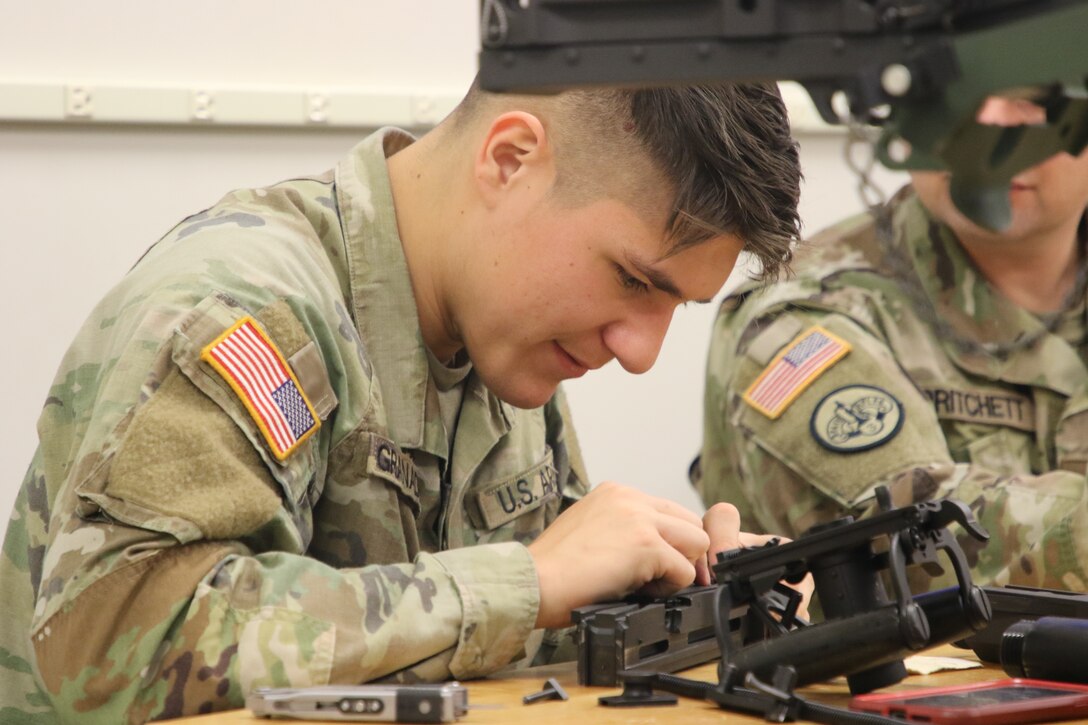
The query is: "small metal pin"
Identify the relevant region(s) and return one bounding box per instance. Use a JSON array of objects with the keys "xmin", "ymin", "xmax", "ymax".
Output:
[{"xmin": 522, "ymin": 678, "xmax": 569, "ymax": 704}]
